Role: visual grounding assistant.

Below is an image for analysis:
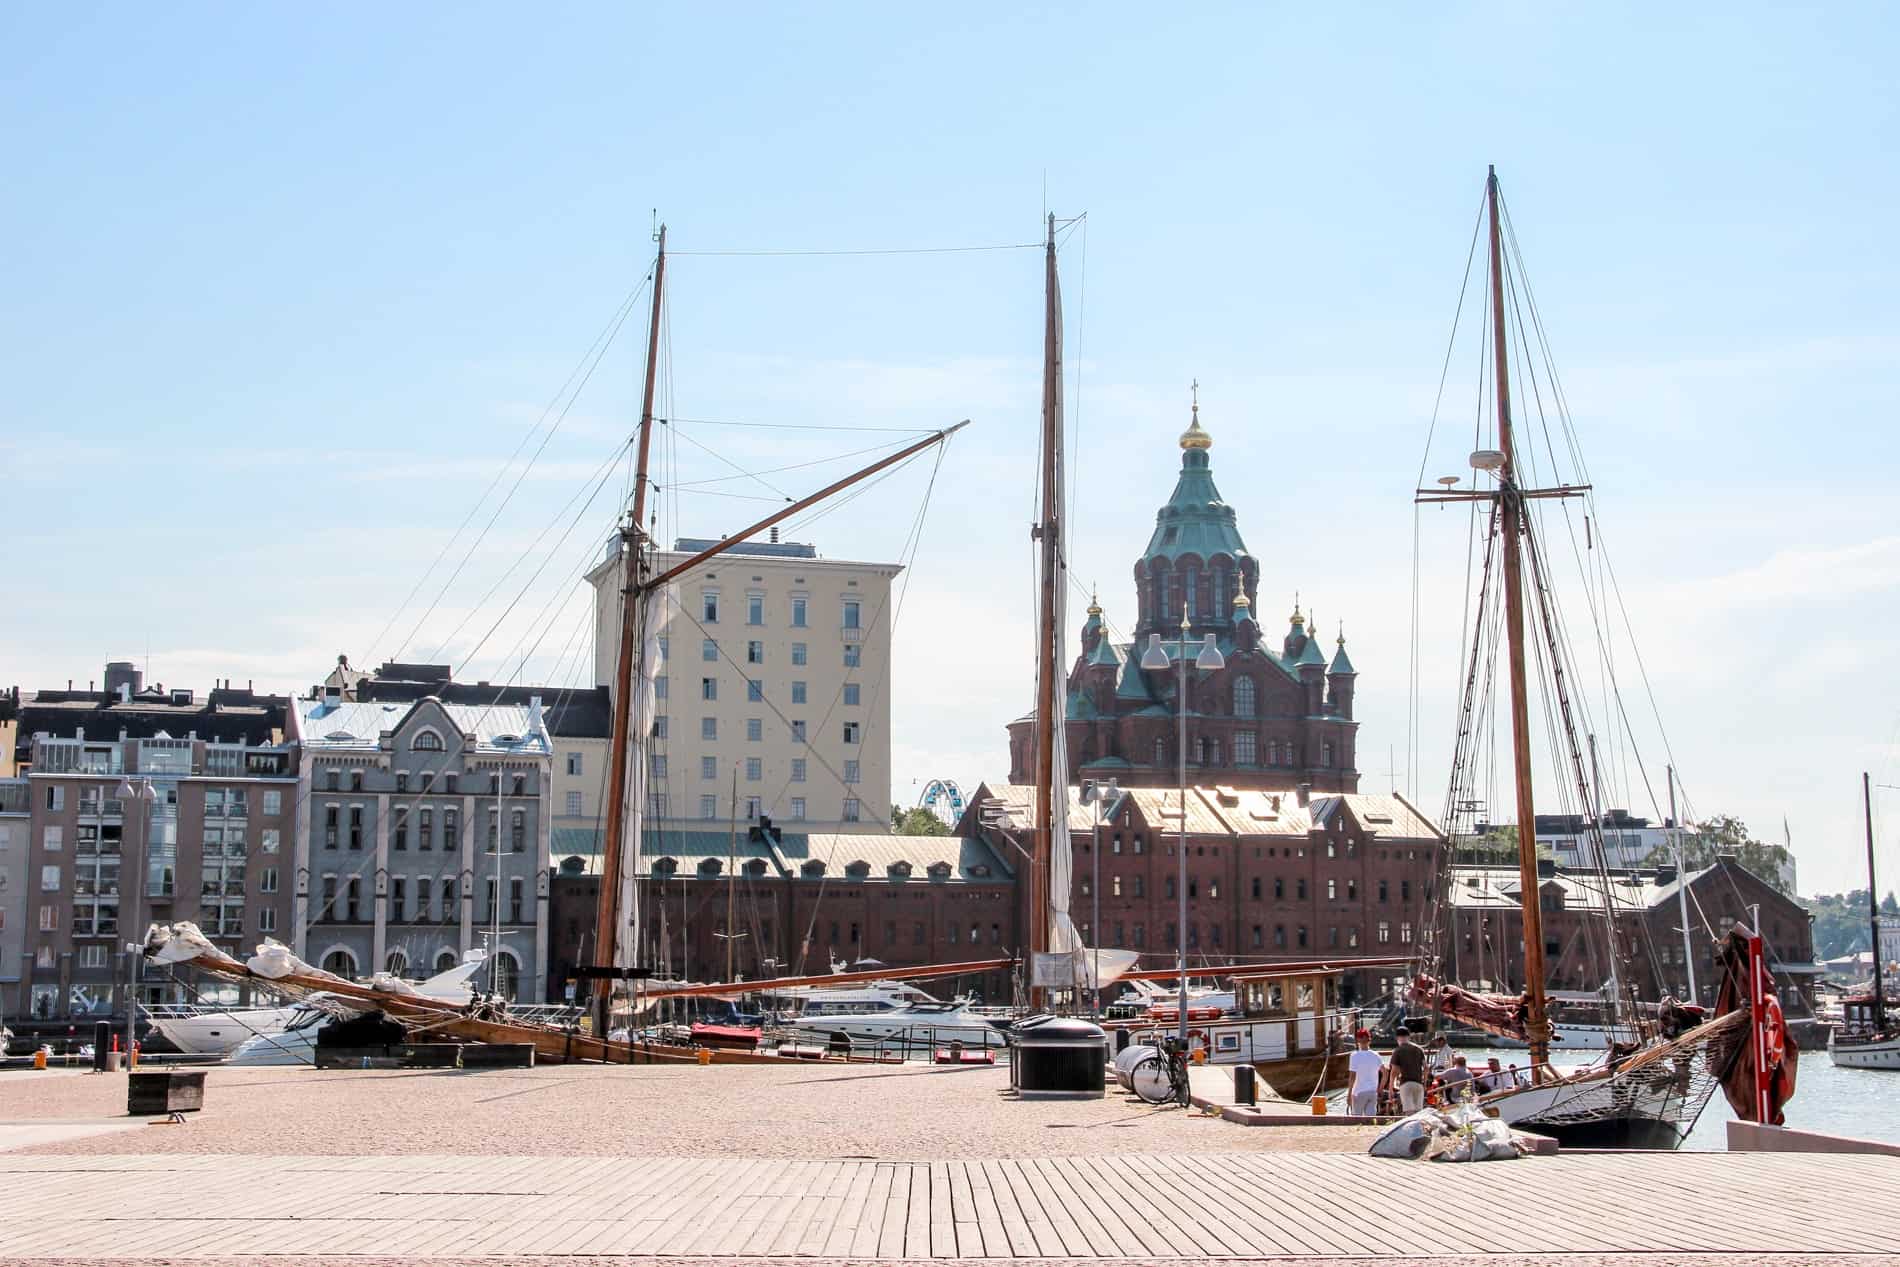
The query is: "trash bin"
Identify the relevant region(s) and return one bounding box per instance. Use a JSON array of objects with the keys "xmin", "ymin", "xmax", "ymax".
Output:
[
  {"xmin": 1012, "ymin": 1016, "xmax": 1108, "ymax": 1098},
  {"xmin": 91, "ymin": 1022, "xmax": 111, "ymax": 1072},
  {"xmin": 1233, "ymin": 1064, "xmax": 1256, "ymax": 1106}
]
